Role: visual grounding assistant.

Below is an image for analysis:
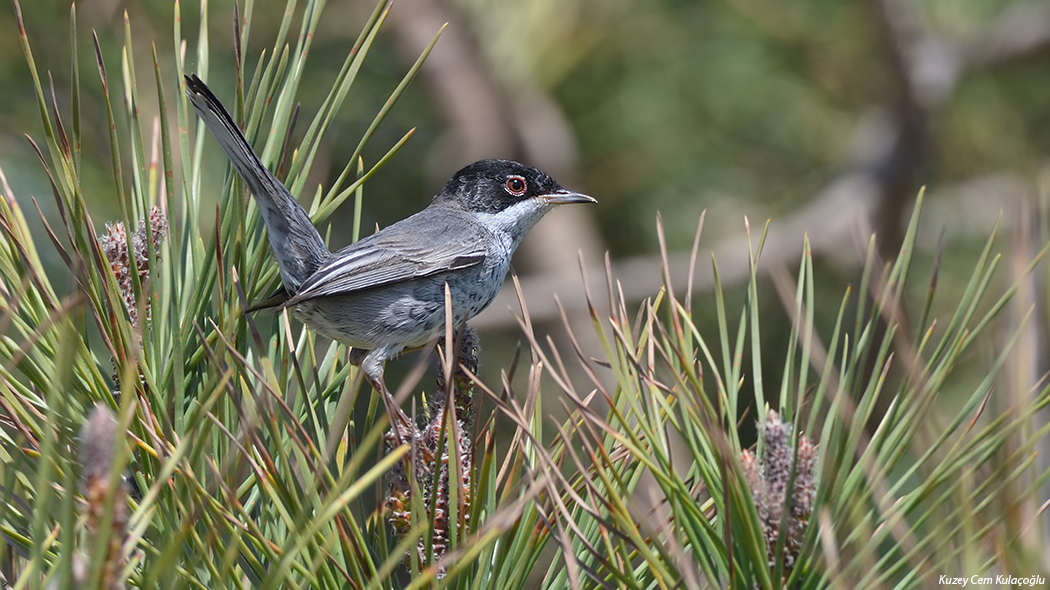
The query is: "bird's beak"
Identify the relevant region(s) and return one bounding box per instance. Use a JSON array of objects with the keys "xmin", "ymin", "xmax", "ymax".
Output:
[{"xmin": 539, "ymin": 189, "xmax": 597, "ymax": 205}]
